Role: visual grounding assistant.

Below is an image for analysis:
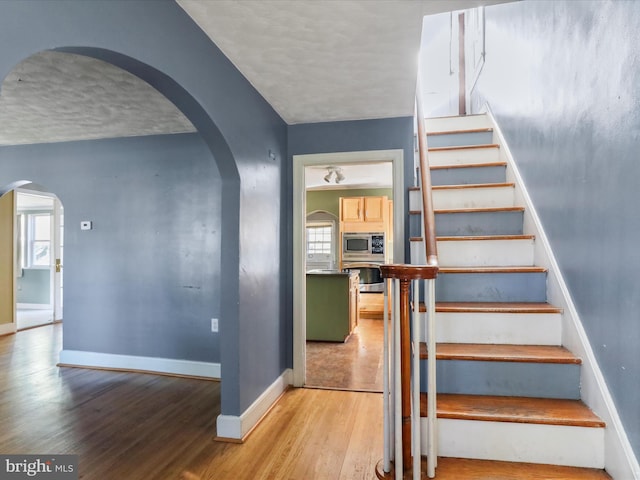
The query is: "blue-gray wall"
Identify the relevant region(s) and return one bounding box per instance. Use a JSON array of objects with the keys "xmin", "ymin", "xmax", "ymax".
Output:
[
  {"xmin": 0, "ymin": 0, "xmax": 287, "ymax": 417},
  {"xmin": 1, "ymin": 133, "xmax": 222, "ymax": 361},
  {"xmin": 471, "ymin": 0, "xmax": 640, "ymax": 458}
]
